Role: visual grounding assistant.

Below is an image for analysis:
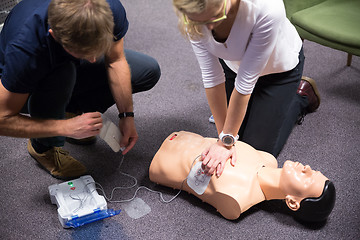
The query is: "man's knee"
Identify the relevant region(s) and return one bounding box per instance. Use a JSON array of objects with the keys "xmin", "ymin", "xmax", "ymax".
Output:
[
  {"xmin": 140, "ymin": 58, "xmax": 161, "ymax": 91},
  {"xmin": 25, "ymin": 62, "xmax": 76, "ymax": 116},
  {"xmin": 128, "ymin": 52, "xmax": 161, "ymax": 93},
  {"xmin": 45, "ymin": 62, "xmax": 77, "ymax": 94}
]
